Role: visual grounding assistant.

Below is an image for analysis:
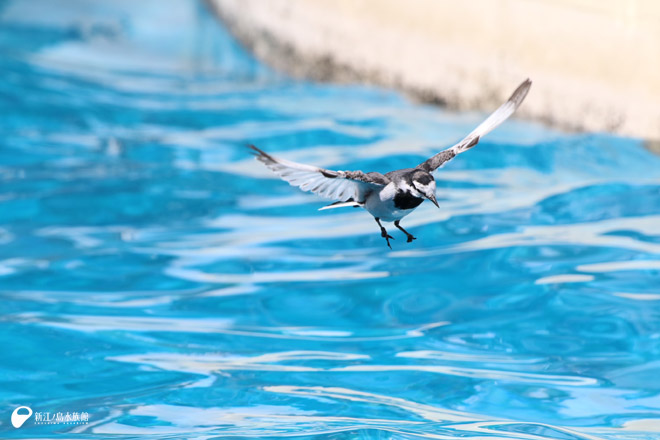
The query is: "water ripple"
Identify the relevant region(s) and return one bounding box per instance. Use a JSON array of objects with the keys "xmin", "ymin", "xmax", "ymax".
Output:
[
  {"xmin": 2, "ymin": 0, "xmax": 660, "ymax": 439},
  {"xmin": 8, "ymin": 312, "xmax": 450, "ymax": 341}
]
